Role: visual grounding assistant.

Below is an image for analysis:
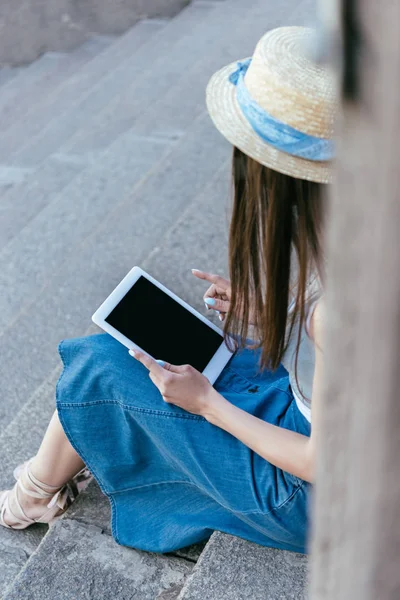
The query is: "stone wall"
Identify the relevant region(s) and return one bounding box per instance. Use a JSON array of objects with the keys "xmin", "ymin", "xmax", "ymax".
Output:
[{"xmin": 0, "ymin": 0, "xmax": 189, "ymax": 65}]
